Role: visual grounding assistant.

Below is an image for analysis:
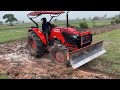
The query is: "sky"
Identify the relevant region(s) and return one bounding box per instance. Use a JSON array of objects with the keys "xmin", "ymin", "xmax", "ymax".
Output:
[{"xmin": 0, "ymin": 11, "xmax": 120, "ymax": 22}]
